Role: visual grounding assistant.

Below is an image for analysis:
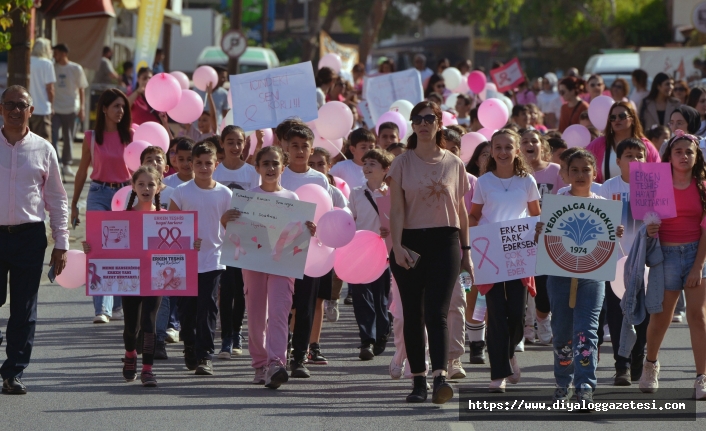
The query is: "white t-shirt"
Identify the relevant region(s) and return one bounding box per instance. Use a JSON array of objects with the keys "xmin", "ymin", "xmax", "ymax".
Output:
[
  {"xmin": 601, "ymin": 150, "xmax": 620, "ymax": 182},
  {"xmin": 170, "ymin": 180, "xmax": 233, "ymax": 273},
  {"xmin": 329, "ymin": 159, "xmax": 366, "ymax": 190},
  {"xmin": 280, "ymin": 166, "xmax": 329, "ymax": 192},
  {"xmin": 53, "ymin": 61, "xmax": 88, "ymax": 114},
  {"xmin": 163, "ymin": 174, "xmax": 191, "ymax": 189},
  {"xmin": 249, "ymin": 186, "xmax": 299, "ymax": 200},
  {"xmin": 29, "ymin": 57, "xmax": 56, "ymax": 115},
  {"xmin": 329, "ymin": 183, "xmax": 349, "ymax": 210},
  {"xmin": 472, "ymin": 172, "xmax": 540, "ymax": 225},
  {"xmin": 213, "ymin": 162, "xmax": 260, "ymax": 191},
  {"xmin": 557, "ymin": 183, "xmax": 602, "ymax": 195},
  {"xmin": 123, "ymin": 185, "xmax": 173, "ymax": 210},
  {"xmin": 599, "ymin": 176, "xmax": 641, "ymax": 252},
  {"xmin": 536, "ymin": 91, "xmax": 562, "ymax": 120}
]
